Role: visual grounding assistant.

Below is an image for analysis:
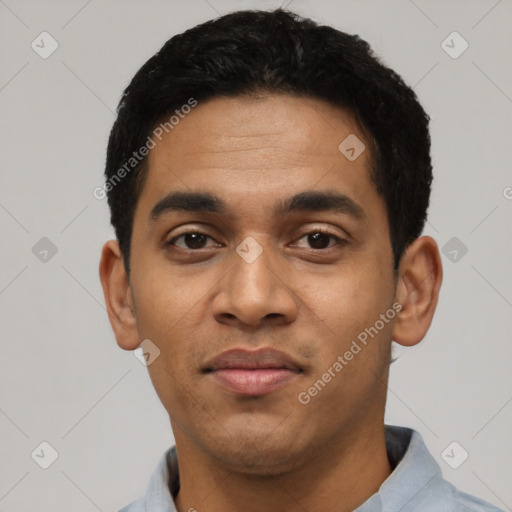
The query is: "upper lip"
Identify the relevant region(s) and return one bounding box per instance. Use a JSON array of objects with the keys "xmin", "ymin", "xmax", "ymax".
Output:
[{"xmin": 203, "ymin": 347, "xmax": 302, "ymax": 372}]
